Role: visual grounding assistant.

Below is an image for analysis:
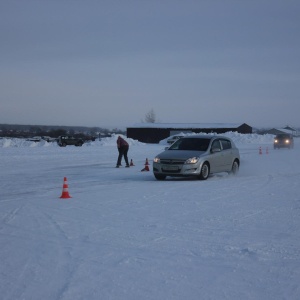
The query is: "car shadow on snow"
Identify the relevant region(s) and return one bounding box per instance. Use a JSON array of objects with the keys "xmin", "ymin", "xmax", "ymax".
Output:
[{"xmin": 117, "ymin": 171, "xmax": 234, "ymax": 182}]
